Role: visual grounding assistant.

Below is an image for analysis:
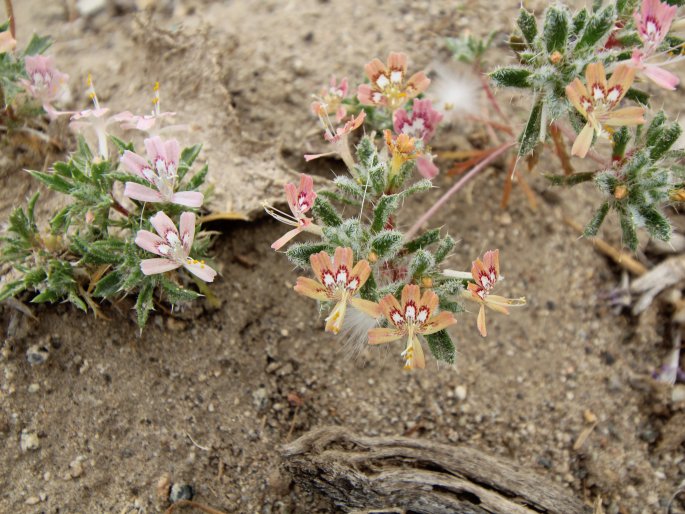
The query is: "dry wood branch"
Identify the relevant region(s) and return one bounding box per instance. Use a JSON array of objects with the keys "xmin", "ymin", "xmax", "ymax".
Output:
[{"xmin": 282, "ymin": 426, "xmax": 591, "ymax": 514}]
